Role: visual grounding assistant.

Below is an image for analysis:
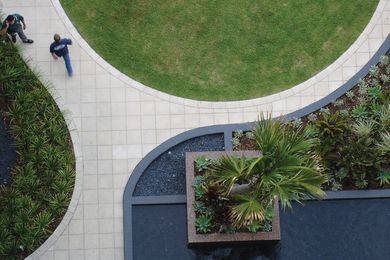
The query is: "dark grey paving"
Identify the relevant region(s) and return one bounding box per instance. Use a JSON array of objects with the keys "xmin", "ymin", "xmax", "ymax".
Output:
[
  {"xmin": 132, "ymin": 199, "xmax": 390, "ymax": 260},
  {"xmin": 0, "ymin": 112, "xmax": 16, "ymax": 185},
  {"xmin": 133, "ymin": 134, "xmax": 224, "ymax": 196}
]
